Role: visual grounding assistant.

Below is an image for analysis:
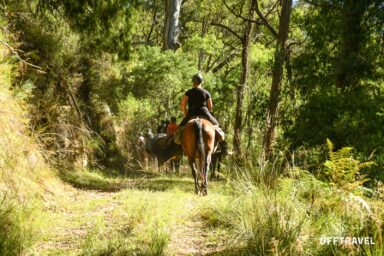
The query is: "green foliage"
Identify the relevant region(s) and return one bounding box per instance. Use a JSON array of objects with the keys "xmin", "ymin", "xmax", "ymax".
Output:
[
  {"xmin": 323, "ymin": 139, "xmax": 374, "ymax": 192},
  {"xmin": 0, "ymin": 196, "xmax": 33, "ymax": 256},
  {"xmin": 0, "ymin": 25, "xmax": 62, "ymax": 256},
  {"xmin": 2, "ymin": 0, "xmax": 137, "ymax": 170},
  {"xmin": 128, "ymin": 46, "xmax": 196, "ymax": 99},
  {"xmin": 38, "ymin": 0, "xmax": 138, "ymax": 59},
  {"xmin": 286, "ymin": 0, "xmax": 384, "ymax": 178}
]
